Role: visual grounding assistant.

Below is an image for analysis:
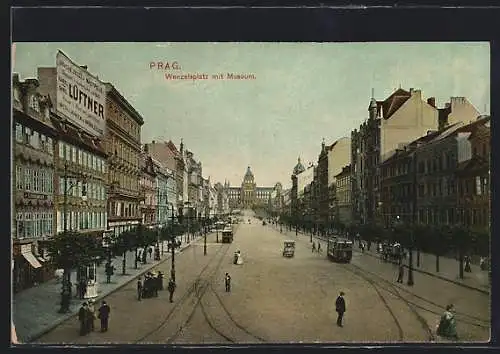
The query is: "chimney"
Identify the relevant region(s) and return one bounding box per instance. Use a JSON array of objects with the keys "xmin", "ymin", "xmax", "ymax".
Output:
[
  {"xmin": 152, "ymin": 140, "xmax": 155, "ymax": 144},
  {"xmin": 427, "ymin": 97, "xmax": 436, "ymax": 108},
  {"xmin": 409, "ymin": 88, "xmax": 414, "ymax": 93}
]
